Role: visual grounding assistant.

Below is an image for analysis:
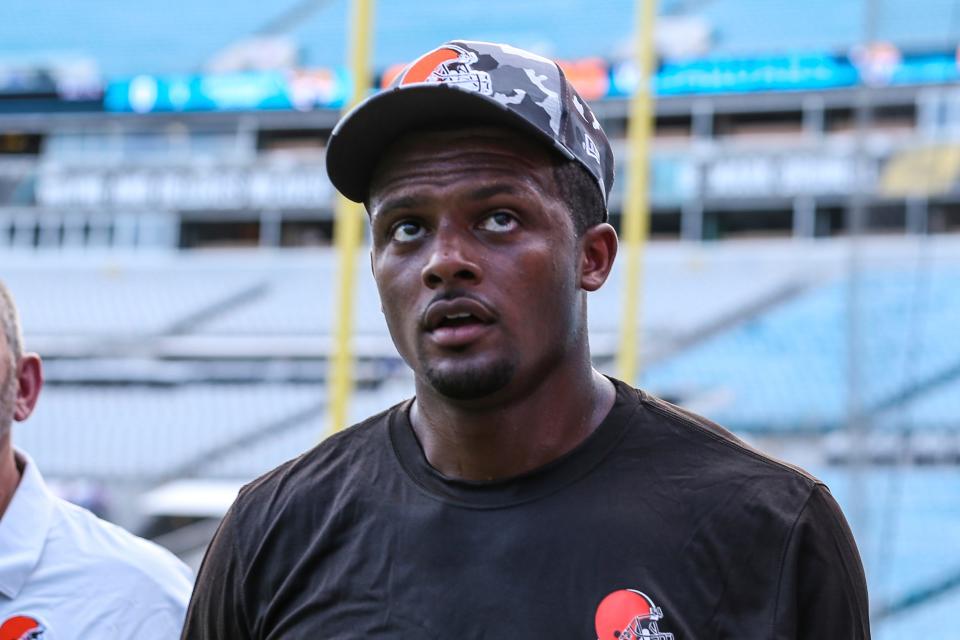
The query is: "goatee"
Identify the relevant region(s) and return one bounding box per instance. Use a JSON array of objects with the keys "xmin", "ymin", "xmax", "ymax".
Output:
[{"xmin": 422, "ymin": 360, "xmax": 515, "ymax": 400}]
